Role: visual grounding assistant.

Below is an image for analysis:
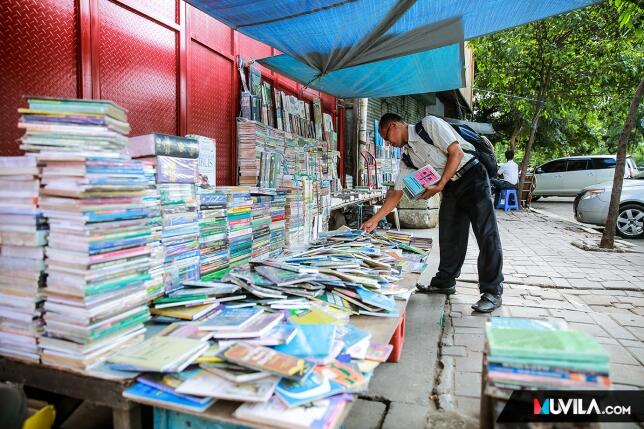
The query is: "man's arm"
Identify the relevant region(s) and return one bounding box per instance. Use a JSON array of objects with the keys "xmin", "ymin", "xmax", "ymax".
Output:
[
  {"xmin": 361, "ymin": 190, "xmax": 403, "ymax": 233},
  {"xmin": 420, "ymin": 142, "xmax": 464, "ymax": 199}
]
